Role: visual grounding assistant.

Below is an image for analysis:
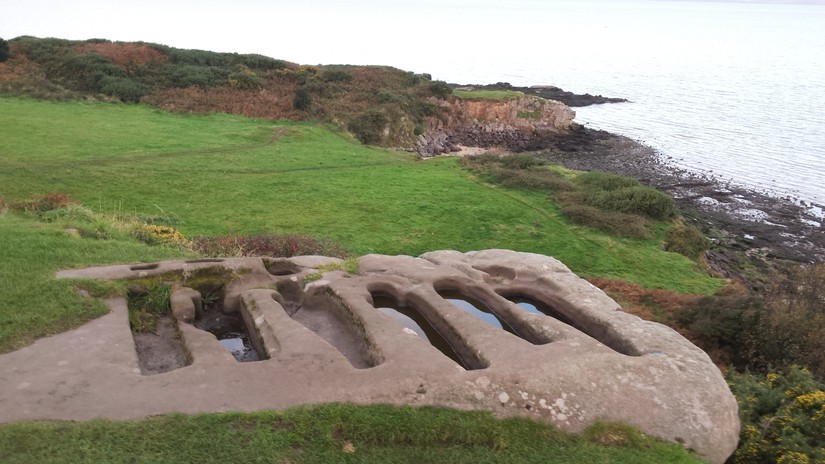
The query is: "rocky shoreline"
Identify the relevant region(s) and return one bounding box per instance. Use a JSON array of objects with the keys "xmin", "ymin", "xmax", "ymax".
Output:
[
  {"xmin": 537, "ymin": 125, "xmax": 825, "ymax": 288},
  {"xmin": 420, "ymin": 83, "xmax": 823, "ymax": 287}
]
